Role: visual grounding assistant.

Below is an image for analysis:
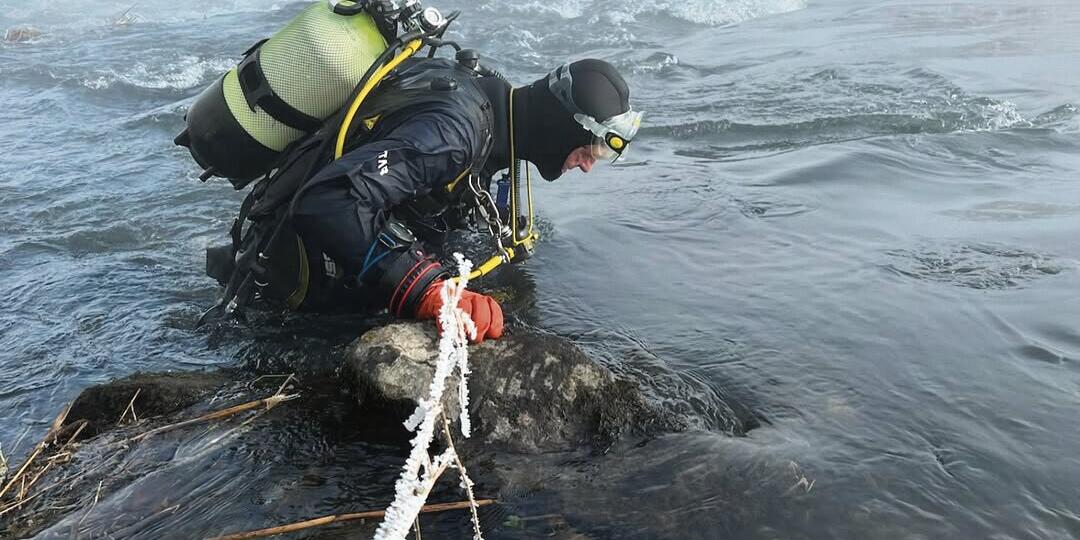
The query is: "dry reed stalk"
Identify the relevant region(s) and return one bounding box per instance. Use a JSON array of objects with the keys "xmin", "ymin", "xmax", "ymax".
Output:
[
  {"xmin": 0, "ymin": 417, "xmax": 90, "ymax": 520},
  {"xmin": 127, "ymin": 390, "xmax": 298, "ymax": 444},
  {"xmin": 44, "ymin": 452, "xmax": 72, "ymax": 463},
  {"xmin": 20, "ymin": 419, "xmax": 89, "ymax": 497},
  {"xmin": 117, "ymin": 388, "xmax": 141, "ymax": 425},
  {"xmin": 60, "ymin": 420, "xmax": 88, "ymax": 450},
  {"xmin": 19, "ymin": 462, "xmax": 52, "ymax": 500},
  {"xmin": 77, "ymin": 480, "xmax": 104, "ymax": 525},
  {"xmin": 0, "ymin": 405, "xmax": 70, "ymax": 501},
  {"xmin": 441, "ymin": 416, "xmax": 483, "ymax": 539},
  {"xmin": 2, "ymin": 378, "xmax": 300, "ymax": 527},
  {"xmin": 0, "ymin": 487, "xmax": 45, "ymax": 518},
  {"xmin": 250, "ymin": 374, "xmax": 294, "ymax": 385},
  {"xmin": 270, "ymin": 374, "xmax": 296, "ymax": 397},
  {"xmin": 209, "ymin": 499, "xmax": 496, "ymax": 540}
]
